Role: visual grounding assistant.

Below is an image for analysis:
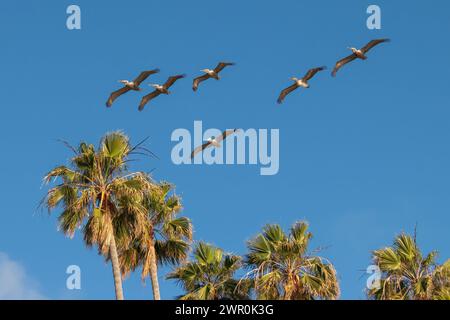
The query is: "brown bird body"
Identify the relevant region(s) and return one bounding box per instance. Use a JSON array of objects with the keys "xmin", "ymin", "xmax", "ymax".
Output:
[
  {"xmin": 277, "ymin": 66, "xmax": 326, "ymax": 104},
  {"xmin": 191, "ymin": 129, "xmax": 240, "ymax": 158},
  {"xmin": 106, "ymin": 69, "xmax": 160, "ymax": 107},
  {"xmin": 331, "ymin": 39, "xmax": 390, "ymax": 77},
  {"xmin": 193, "ymin": 62, "xmax": 235, "ymax": 91},
  {"xmin": 138, "ymin": 74, "xmax": 186, "ymax": 111}
]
